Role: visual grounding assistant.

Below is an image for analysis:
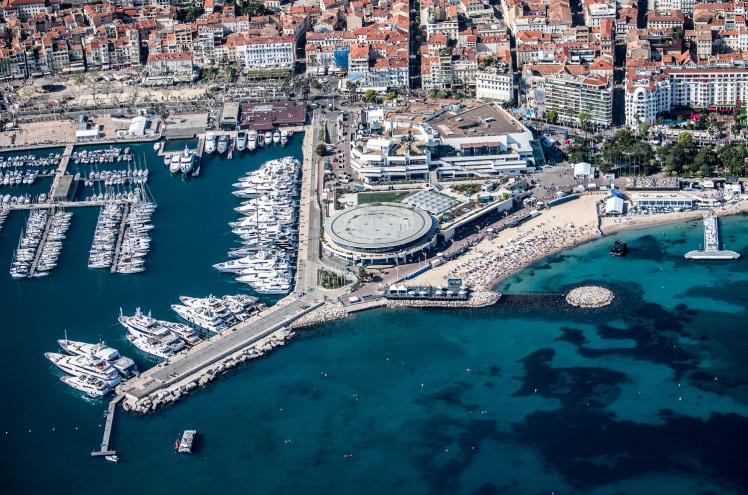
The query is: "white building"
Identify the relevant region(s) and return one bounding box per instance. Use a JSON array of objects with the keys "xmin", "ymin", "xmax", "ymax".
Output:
[
  {"xmin": 584, "ymin": 1, "xmax": 616, "ymax": 28},
  {"xmin": 235, "ymin": 35, "xmax": 295, "ymax": 70},
  {"xmin": 604, "ymin": 196, "xmax": 624, "ymax": 215},
  {"xmin": 648, "ymin": 0, "xmax": 696, "ymax": 15},
  {"xmin": 573, "ymin": 162, "xmax": 594, "ymax": 179},
  {"xmin": 544, "ymin": 74, "xmax": 613, "ymax": 127},
  {"xmin": 475, "ymin": 65, "xmax": 513, "ymax": 102}
]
